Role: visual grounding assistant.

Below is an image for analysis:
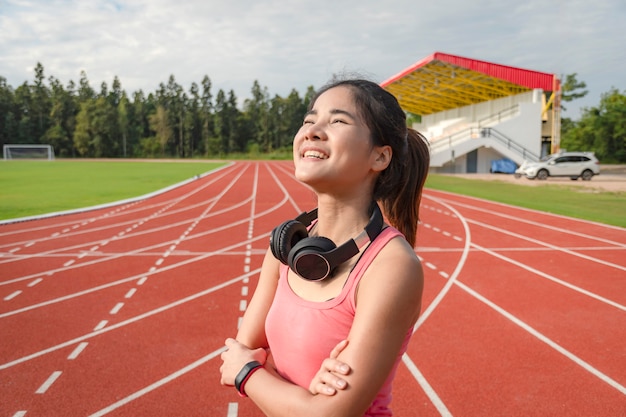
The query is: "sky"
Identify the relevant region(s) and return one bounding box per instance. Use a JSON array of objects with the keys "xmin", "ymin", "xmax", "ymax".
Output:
[{"xmin": 1, "ymin": 0, "xmax": 625, "ymax": 119}]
